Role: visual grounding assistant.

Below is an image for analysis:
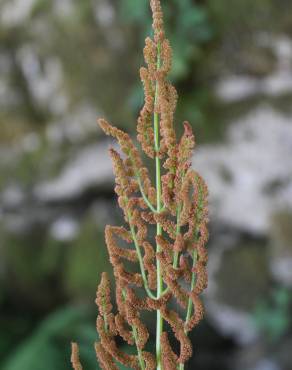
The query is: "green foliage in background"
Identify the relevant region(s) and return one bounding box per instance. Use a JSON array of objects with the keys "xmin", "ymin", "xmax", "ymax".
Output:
[
  {"xmin": 121, "ymin": 0, "xmax": 212, "ymax": 79},
  {"xmin": 253, "ymin": 287, "xmax": 292, "ymax": 342},
  {"xmin": 1, "ymin": 213, "xmax": 110, "ymax": 304},
  {"xmin": 0, "ymin": 213, "xmax": 111, "ymax": 370},
  {"xmin": 2, "ymin": 306, "xmax": 98, "ymax": 370},
  {"xmin": 64, "ymin": 218, "xmax": 112, "ymax": 299}
]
